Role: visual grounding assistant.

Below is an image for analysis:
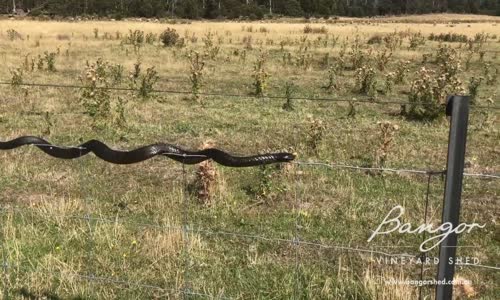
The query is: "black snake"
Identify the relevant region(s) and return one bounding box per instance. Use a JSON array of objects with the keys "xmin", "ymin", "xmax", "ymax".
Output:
[{"xmin": 0, "ymin": 136, "xmax": 296, "ymax": 167}]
